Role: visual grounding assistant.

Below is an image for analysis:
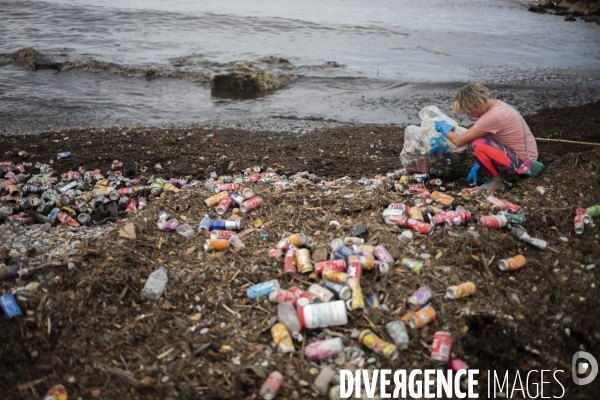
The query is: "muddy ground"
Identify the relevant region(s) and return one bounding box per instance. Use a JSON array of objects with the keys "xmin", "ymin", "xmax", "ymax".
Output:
[{"xmin": 1, "ymin": 100, "xmax": 600, "ymax": 399}]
